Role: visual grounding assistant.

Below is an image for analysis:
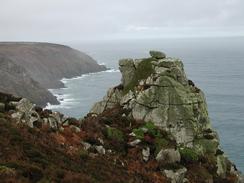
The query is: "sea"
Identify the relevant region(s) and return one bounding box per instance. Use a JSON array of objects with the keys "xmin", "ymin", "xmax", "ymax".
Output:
[{"xmin": 46, "ymin": 37, "xmax": 244, "ymax": 172}]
